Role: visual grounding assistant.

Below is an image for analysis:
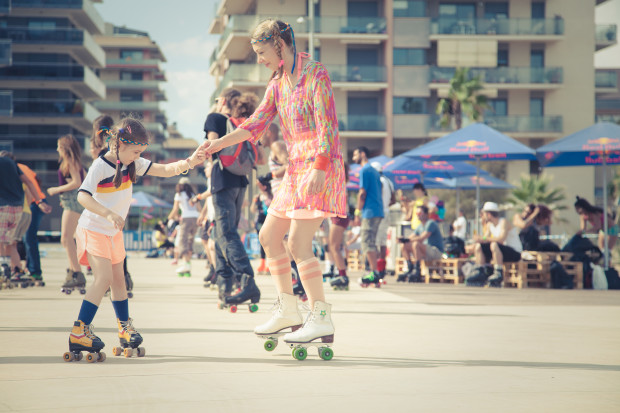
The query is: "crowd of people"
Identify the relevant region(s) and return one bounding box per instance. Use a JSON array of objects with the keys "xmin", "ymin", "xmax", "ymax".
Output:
[{"xmin": 0, "ymin": 18, "xmax": 615, "ymax": 363}]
